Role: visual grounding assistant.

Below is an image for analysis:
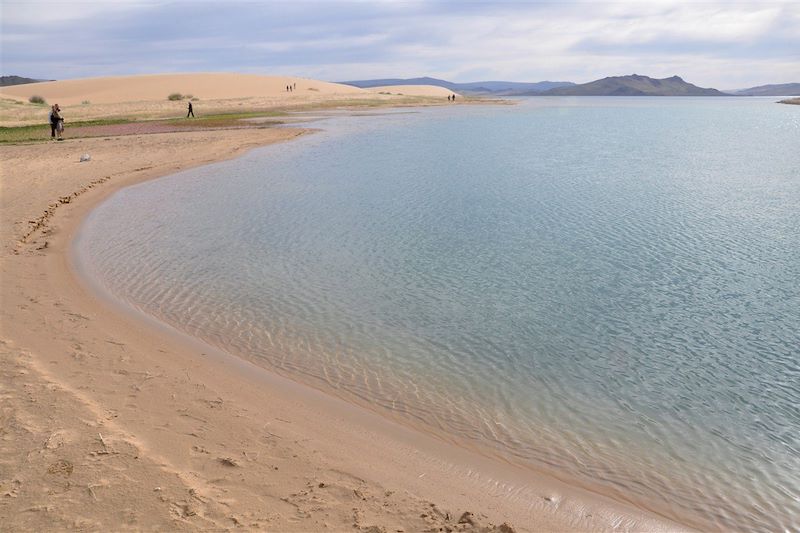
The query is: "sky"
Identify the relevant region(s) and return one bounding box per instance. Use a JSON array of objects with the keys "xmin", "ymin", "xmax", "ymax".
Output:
[{"xmin": 2, "ymin": 0, "xmax": 798, "ymax": 89}]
